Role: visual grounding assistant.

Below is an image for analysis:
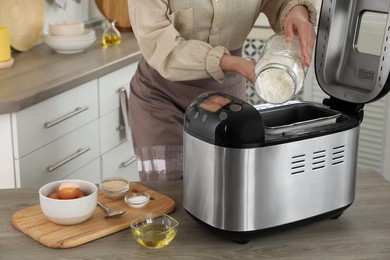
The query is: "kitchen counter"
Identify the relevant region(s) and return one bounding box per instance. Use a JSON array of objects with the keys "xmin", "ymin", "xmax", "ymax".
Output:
[
  {"xmin": 0, "ymin": 29, "xmax": 141, "ymax": 114},
  {"xmin": 1, "ymin": 168, "xmax": 389, "ymax": 259}
]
